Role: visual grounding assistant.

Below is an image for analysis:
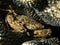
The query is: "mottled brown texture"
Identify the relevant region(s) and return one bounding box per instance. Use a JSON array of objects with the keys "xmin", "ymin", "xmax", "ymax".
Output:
[
  {"xmin": 5, "ymin": 9, "xmax": 43, "ymax": 32},
  {"xmin": 34, "ymin": 29, "xmax": 52, "ymax": 38}
]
